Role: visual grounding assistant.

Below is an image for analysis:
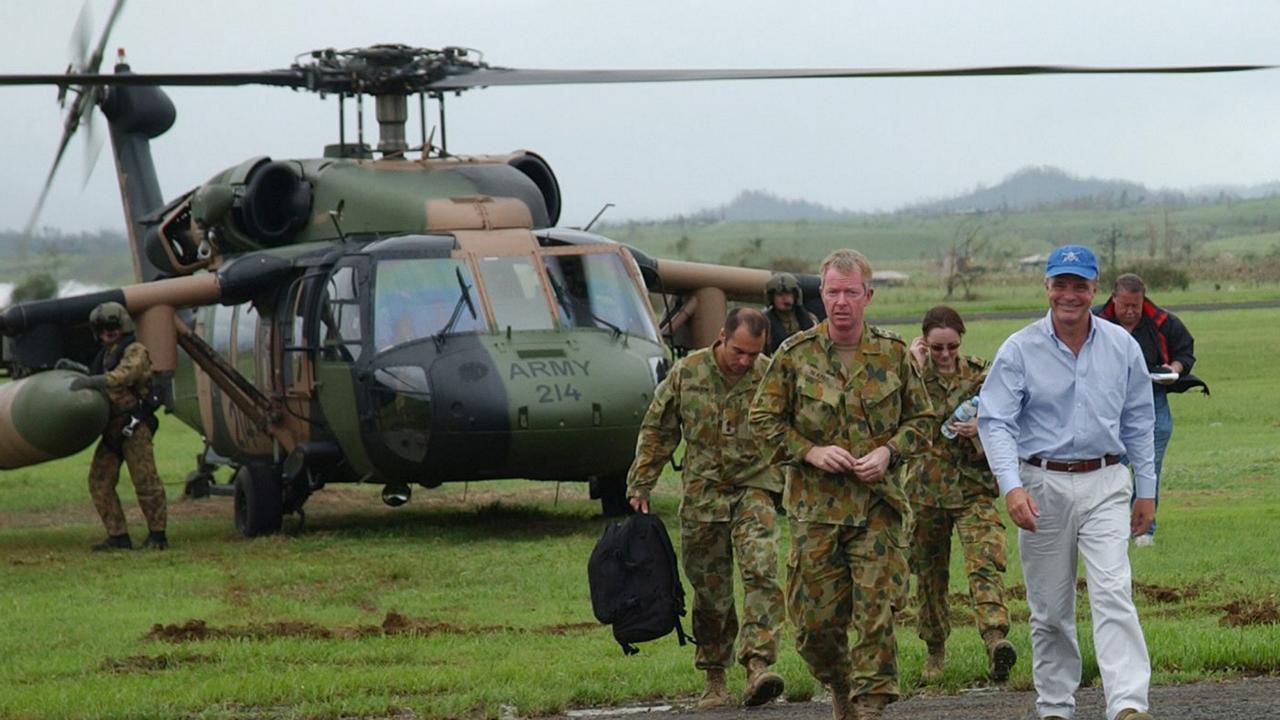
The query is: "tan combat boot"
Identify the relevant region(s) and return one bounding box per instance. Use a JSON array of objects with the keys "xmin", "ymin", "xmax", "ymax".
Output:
[
  {"xmin": 852, "ymin": 693, "xmax": 893, "ymax": 720},
  {"xmin": 983, "ymin": 630, "xmax": 1017, "ymax": 682},
  {"xmin": 743, "ymin": 657, "xmax": 785, "ymax": 706},
  {"xmin": 1115, "ymin": 710, "xmax": 1154, "ymax": 720},
  {"xmin": 828, "ymin": 680, "xmax": 854, "ymax": 720},
  {"xmin": 695, "ymin": 668, "xmax": 730, "ymax": 710},
  {"xmin": 922, "ymin": 642, "xmax": 946, "ymax": 682}
]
